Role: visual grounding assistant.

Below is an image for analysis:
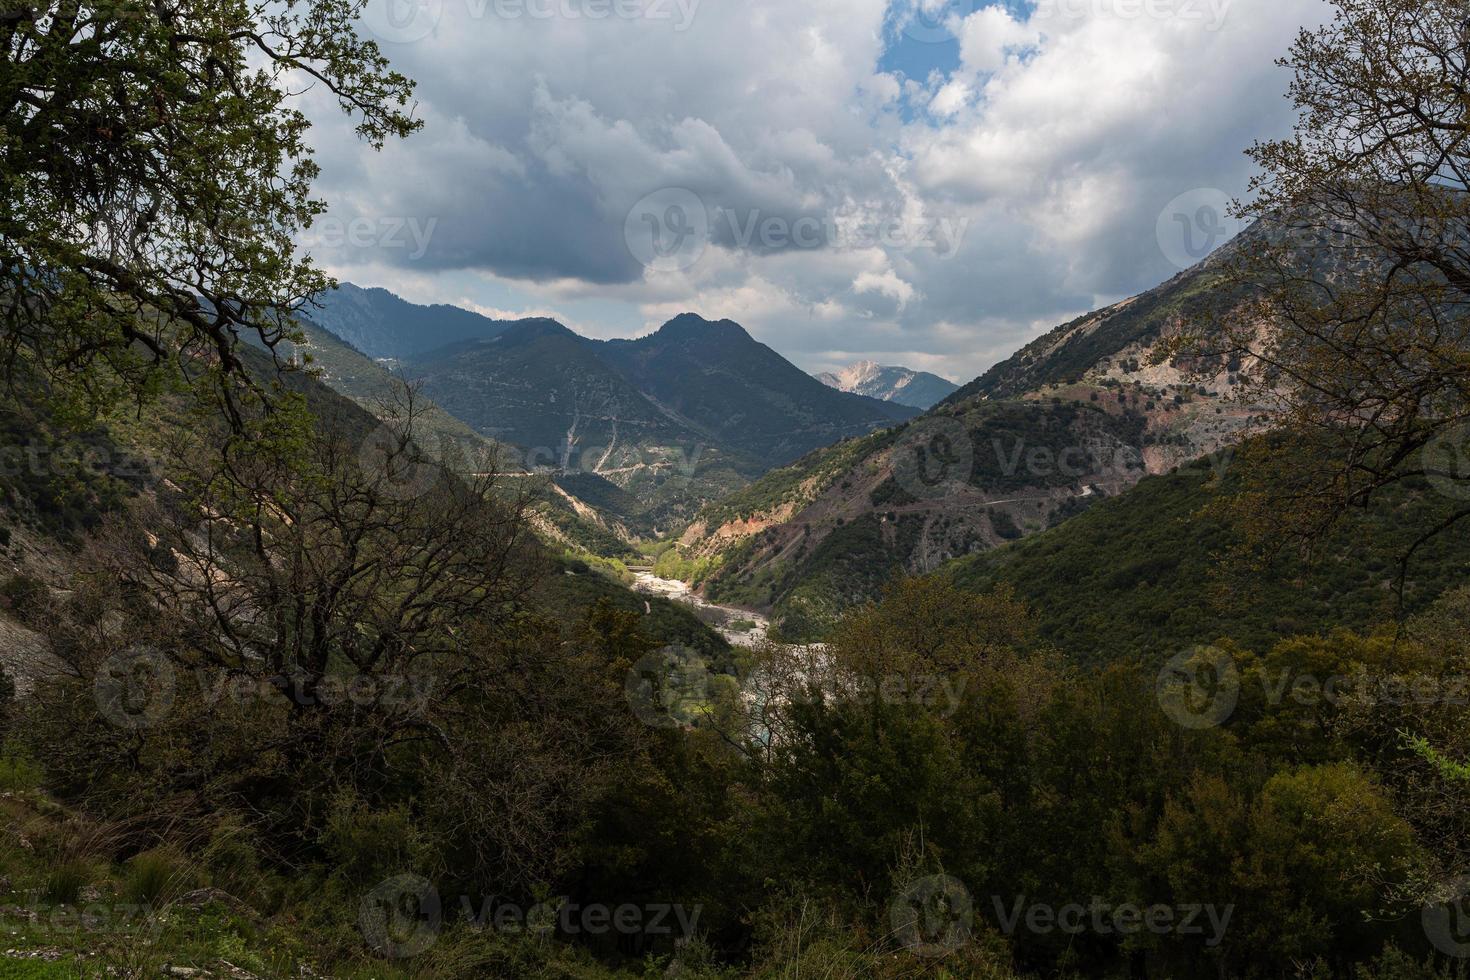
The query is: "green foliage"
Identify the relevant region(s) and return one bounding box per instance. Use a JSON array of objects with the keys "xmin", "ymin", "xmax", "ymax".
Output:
[
  {"xmin": 0, "ymin": 574, "xmax": 47, "ymax": 624},
  {"xmin": 123, "ymin": 848, "xmax": 197, "ymax": 907},
  {"xmin": 0, "ymin": 961, "xmax": 86, "ymax": 980},
  {"xmin": 652, "ymin": 547, "xmax": 720, "ymax": 584},
  {"xmin": 536, "ymin": 558, "xmax": 732, "ymax": 661},
  {"xmin": 950, "ymin": 451, "xmax": 1470, "ymax": 665},
  {"xmin": 1, "ymin": 0, "xmax": 420, "ymax": 418},
  {"xmin": 322, "ymin": 792, "xmax": 434, "ymax": 890},
  {"xmin": 0, "ymin": 407, "xmax": 145, "ymax": 538},
  {"xmin": 42, "ymin": 859, "xmax": 92, "ymax": 905},
  {"xmin": 0, "ymin": 741, "xmax": 42, "ymax": 792}
]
